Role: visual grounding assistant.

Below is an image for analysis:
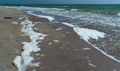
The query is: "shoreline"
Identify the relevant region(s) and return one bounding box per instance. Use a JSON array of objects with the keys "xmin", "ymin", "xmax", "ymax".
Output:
[
  {"xmin": 27, "ymin": 9, "xmax": 120, "ymax": 64},
  {"xmin": 0, "ymin": 7, "xmax": 120, "ymax": 71}
]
